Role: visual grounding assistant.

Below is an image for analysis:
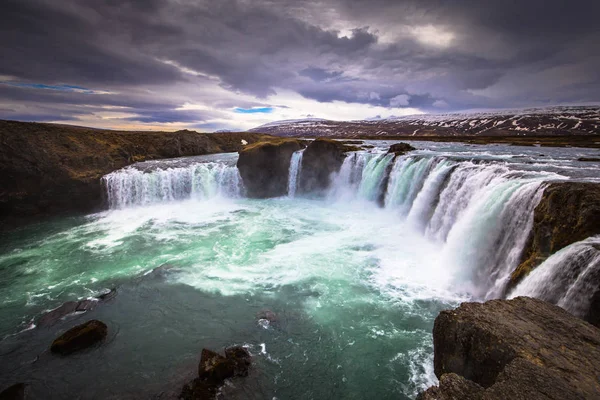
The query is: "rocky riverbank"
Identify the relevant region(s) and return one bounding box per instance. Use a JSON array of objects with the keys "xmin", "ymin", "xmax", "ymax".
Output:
[
  {"xmin": 0, "ymin": 120, "xmax": 271, "ymax": 227},
  {"xmin": 418, "ymin": 297, "xmax": 600, "ymax": 399}
]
